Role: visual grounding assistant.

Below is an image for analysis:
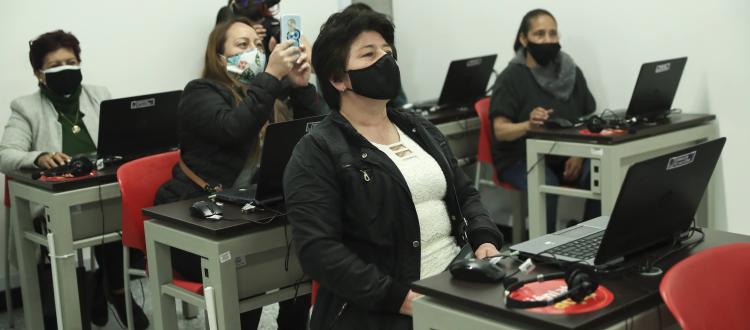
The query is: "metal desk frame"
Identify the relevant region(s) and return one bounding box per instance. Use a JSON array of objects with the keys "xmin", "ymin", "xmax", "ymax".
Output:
[
  {"xmin": 526, "ymin": 123, "xmax": 719, "ymax": 238},
  {"xmin": 10, "ymin": 180, "xmax": 121, "ymax": 329},
  {"xmin": 145, "ymin": 218, "xmax": 311, "ymax": 330}
]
